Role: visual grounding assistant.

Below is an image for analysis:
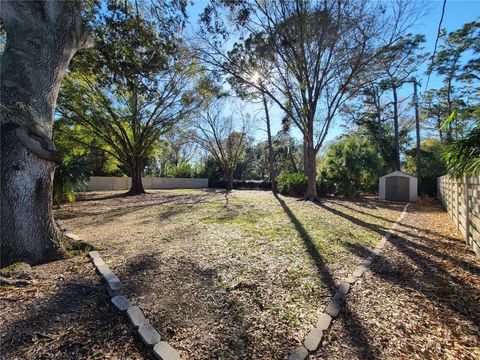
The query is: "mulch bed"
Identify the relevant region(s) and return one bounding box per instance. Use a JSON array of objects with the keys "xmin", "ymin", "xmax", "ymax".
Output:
[
  {"xmin": 0, "ymin": 256, "xmax": 146, "ymax": 360},
  {"xmin": 315, "ymin": 198, "xmax": 480, "ymax": 360}
]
